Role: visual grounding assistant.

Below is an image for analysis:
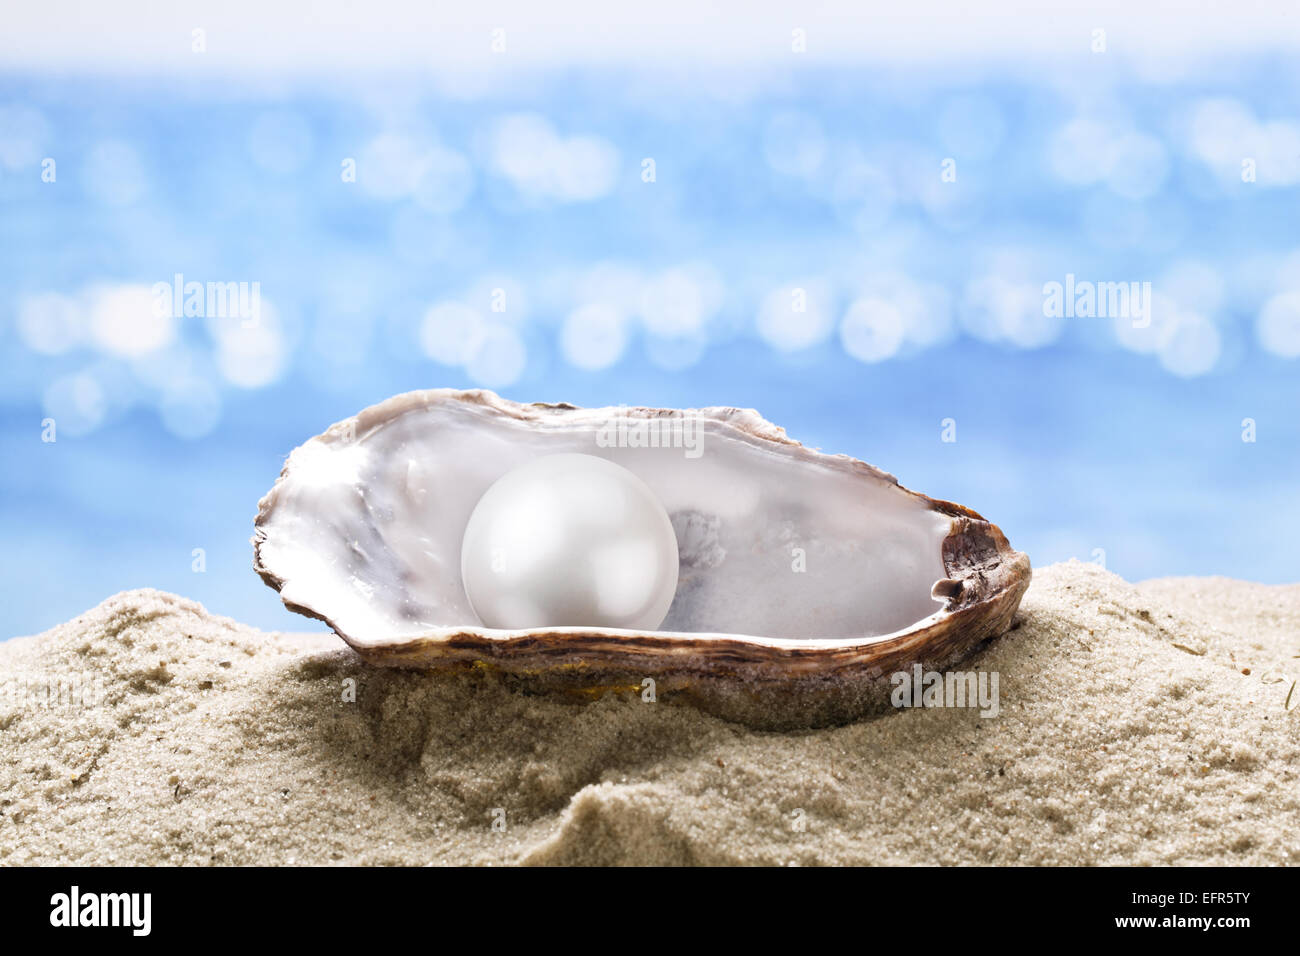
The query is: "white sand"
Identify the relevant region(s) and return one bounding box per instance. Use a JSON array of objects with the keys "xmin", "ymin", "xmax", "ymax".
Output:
[{"xmin": 2, "ymin": 560, "xmax": 1297, "ymax": 865}]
